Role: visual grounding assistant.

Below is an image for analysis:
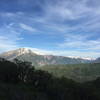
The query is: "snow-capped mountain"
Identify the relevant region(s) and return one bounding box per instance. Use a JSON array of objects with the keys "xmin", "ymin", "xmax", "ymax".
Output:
[
  {"xmin": 0, "ymin": 48, "xmax": 36, "ymax": 60},
  {"xmin": 67, "ymin": 56, "xmax": 95, "ymax": 61},
  {"xmin": 0, "ymin": 48, "xmax": 93, "ymax": 66}
]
